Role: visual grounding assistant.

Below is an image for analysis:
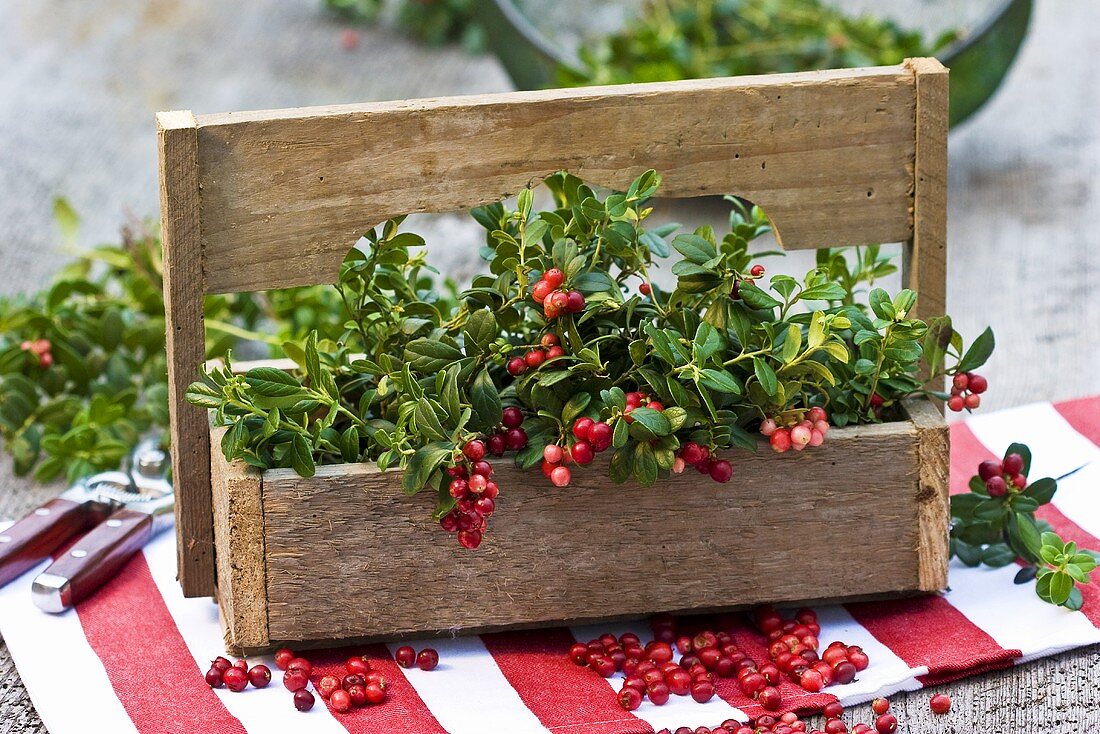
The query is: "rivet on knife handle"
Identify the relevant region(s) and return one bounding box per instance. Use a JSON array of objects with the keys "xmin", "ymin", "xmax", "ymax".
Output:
[
  {"xmin": 31, "ymin": 509, "xmax": 153, "ymax": 613},
  {"xmin": 0, "ymin": 498, "xmax": 94, "ymax": 588}
]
